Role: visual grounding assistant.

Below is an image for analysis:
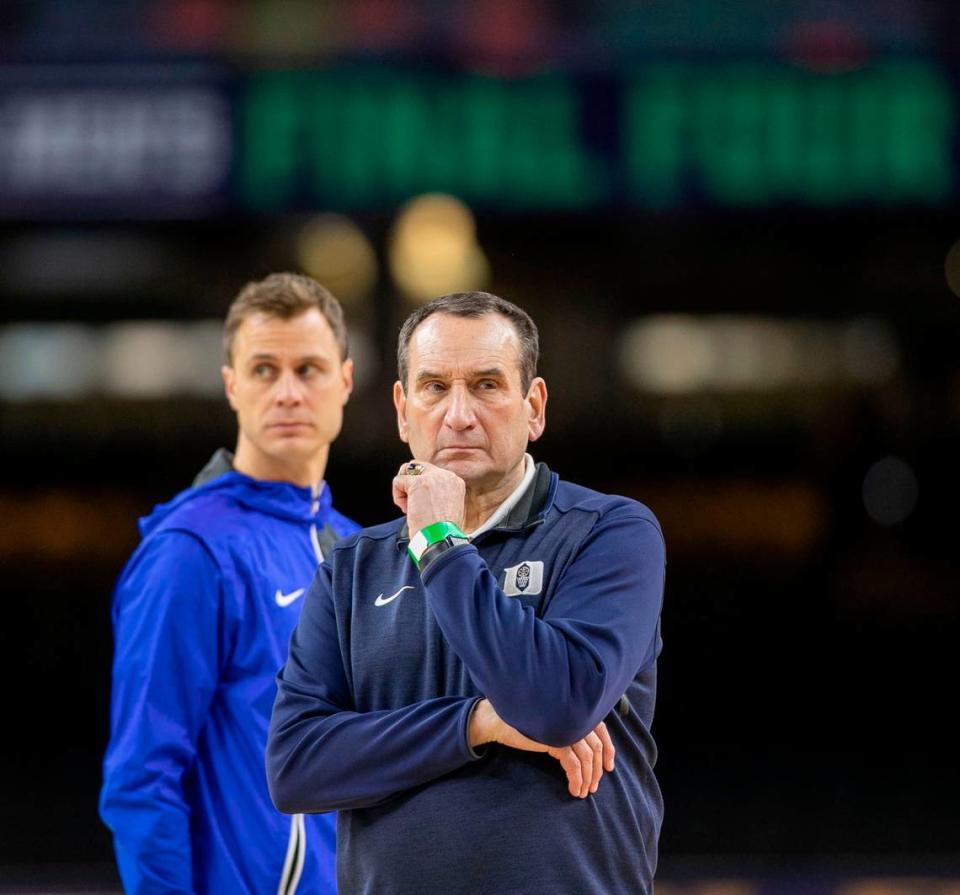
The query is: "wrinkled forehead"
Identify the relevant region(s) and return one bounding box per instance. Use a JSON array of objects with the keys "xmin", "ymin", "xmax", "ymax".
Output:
[{"xmin": 408, "ymin": 313, "xmax": 523, "ymax": 378}]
